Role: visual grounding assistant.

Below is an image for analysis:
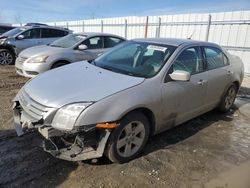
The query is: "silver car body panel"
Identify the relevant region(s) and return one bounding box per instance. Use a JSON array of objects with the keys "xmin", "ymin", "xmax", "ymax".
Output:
[
  {"xmin": 14, "ymin": 37, "xmax": 59, "ymax": 54},
  {"xmin": 23, "ymin": 62, "xmax": 144, "ymax": 108}
]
